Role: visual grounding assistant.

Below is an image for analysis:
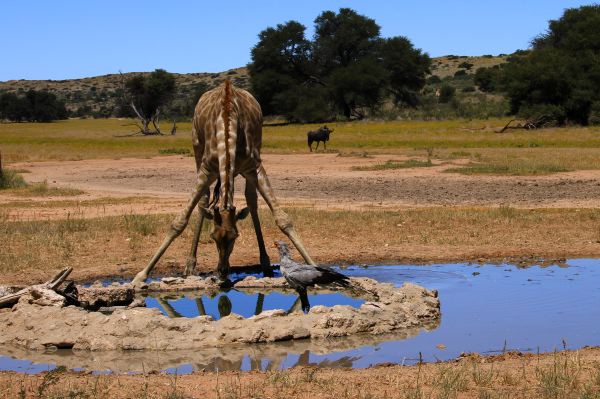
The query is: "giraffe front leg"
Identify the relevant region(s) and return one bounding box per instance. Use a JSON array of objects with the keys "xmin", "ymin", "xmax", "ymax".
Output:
[
  {"xmin": 244, "ymin": 173, "xmax": 271, "ymax": 276},
  {"xmin": 132, "ymin": 167, "xmax": 214, "ymax": 287},
  {"xmin": 256, "ymin": 164, "xmax": 315, "ymax": 266},
  {"xmin": 184, "ymin": 190, "xmax": 209, "ymax": 276}
]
